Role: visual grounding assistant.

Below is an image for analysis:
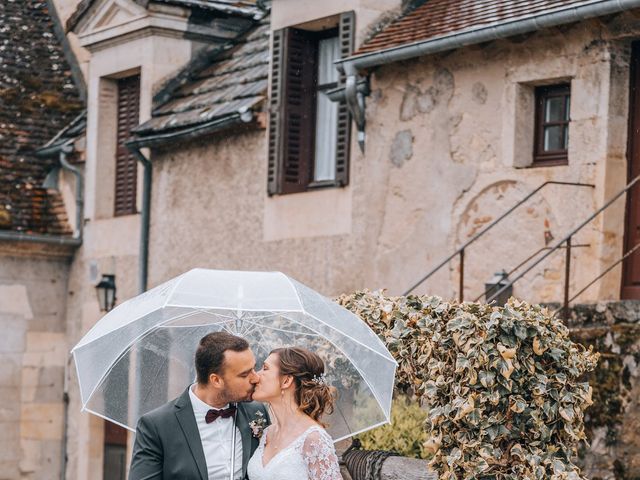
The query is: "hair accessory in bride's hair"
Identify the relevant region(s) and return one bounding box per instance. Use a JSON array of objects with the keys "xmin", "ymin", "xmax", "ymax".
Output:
[{"xmin": 311, "ymin": 373, "xmax": 328, "ymax": 386}]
